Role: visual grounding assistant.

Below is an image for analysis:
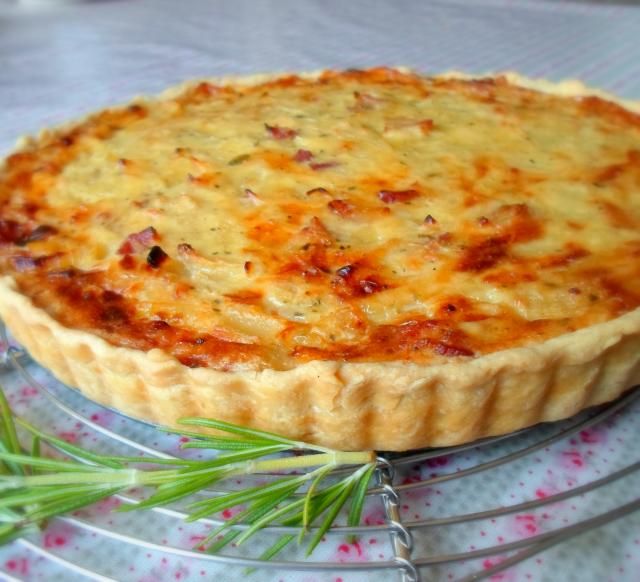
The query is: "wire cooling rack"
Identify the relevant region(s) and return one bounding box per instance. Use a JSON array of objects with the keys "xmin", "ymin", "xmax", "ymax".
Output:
[{"xmin": 1, "ymin": 319, "xmax": 639, "ymax": 582}]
